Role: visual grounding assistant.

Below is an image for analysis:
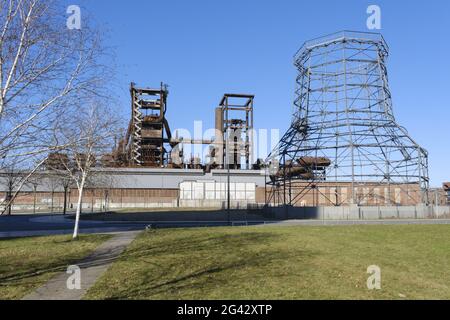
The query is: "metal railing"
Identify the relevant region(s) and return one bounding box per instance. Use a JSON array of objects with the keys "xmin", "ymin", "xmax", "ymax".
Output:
[{"xmin": 294, "ymin": 30, "xmax": 389, "ymax": 61}]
